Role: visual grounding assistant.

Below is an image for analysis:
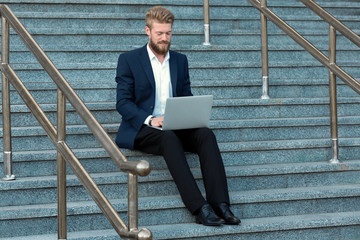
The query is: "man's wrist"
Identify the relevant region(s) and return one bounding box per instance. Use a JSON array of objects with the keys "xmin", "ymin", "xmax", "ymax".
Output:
[
  {"xmin": 144, "ymin": 115, "xmax": 153, "ymax": 126},
  {"xmin": 149, "ymin": 116, "xmax": 155, "ymax": 126}
]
